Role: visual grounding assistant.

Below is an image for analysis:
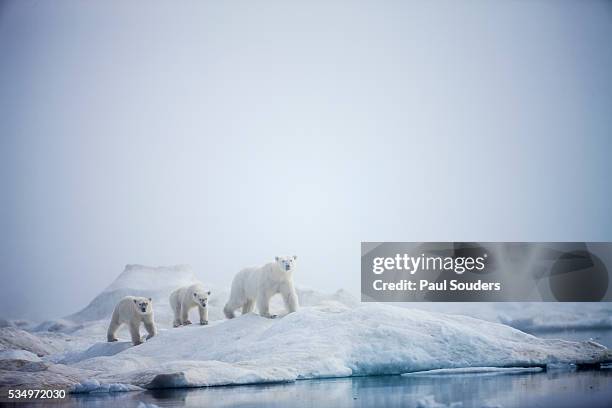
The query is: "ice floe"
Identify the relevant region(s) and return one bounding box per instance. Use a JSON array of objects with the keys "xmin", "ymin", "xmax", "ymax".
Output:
[{"xmin": 0, "ymin": 264, "xmax": 610, "ymax": 393}]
